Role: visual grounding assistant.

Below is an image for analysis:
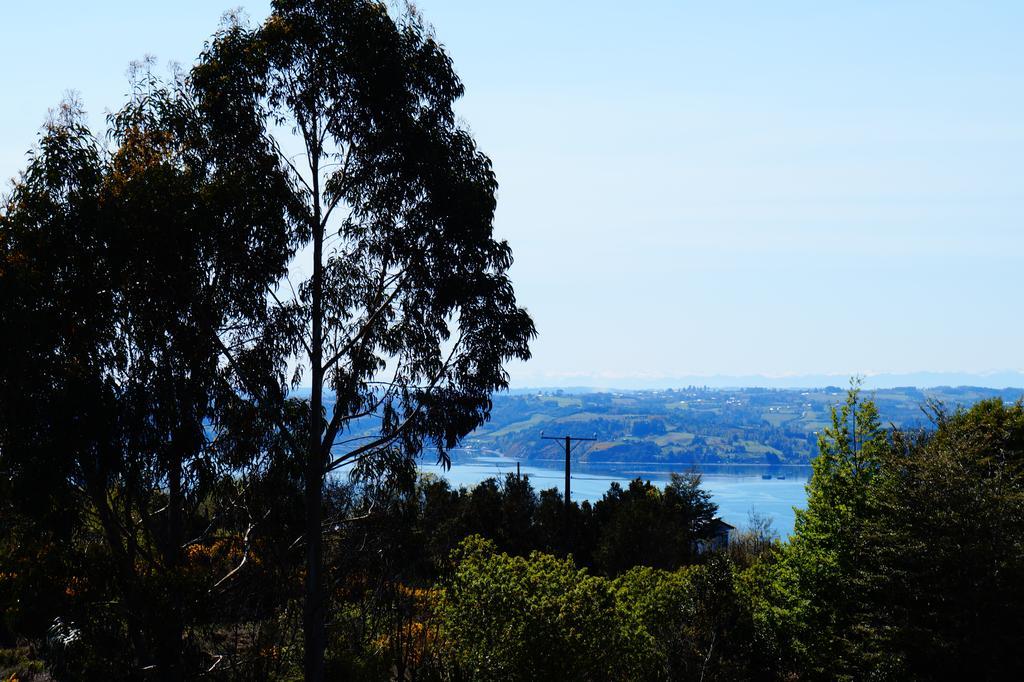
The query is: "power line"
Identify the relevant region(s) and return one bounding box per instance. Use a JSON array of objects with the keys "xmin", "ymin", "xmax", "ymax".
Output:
[{"xmin": 540, "ymin": 432, "xmax": 597, "ymax": 509}]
